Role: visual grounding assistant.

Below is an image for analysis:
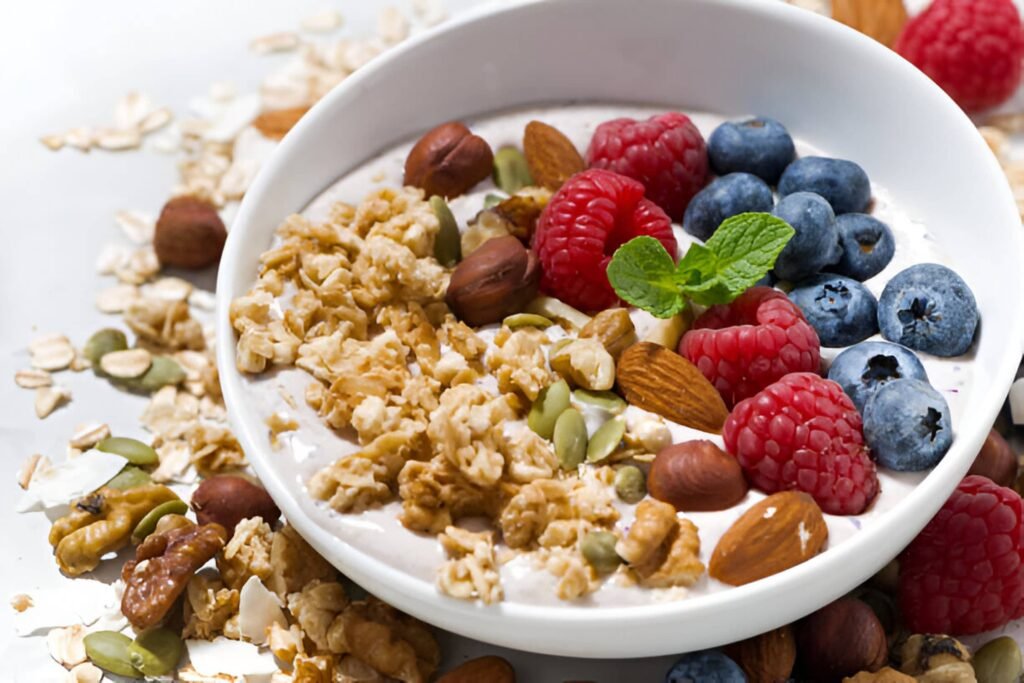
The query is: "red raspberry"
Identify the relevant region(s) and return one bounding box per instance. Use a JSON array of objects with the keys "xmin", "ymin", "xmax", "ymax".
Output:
[
  {"xmin": 532, "ymin": 168, "xmax": 676, "ymax": 311},
  {"xmin": 896, "ymin": 0, "xmax": 1024, "ymax": 112},
  {"xmin": 900, "ymin": 475, "xmax": 1024, "ymax": 635},
  {"xmin": 586, "ymin": 112, "xmax": 709, "ymax": 221},
  {"xmin": 679, "ymin": 287, "xmax": 820, "ymax": 406},
  {"xmin": 723, "ymin": 372, "xmax": 880, "ymax": 516}
]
